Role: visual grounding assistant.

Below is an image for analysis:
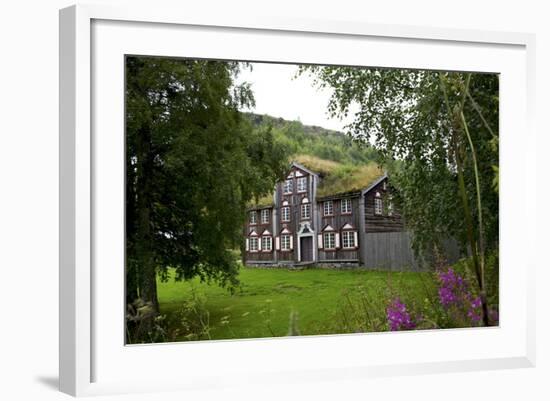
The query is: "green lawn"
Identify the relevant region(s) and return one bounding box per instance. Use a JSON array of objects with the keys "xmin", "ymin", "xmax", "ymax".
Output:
[{"xmin": 157, "ymin": 267, "xmax": 435, "ymax": 341}]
